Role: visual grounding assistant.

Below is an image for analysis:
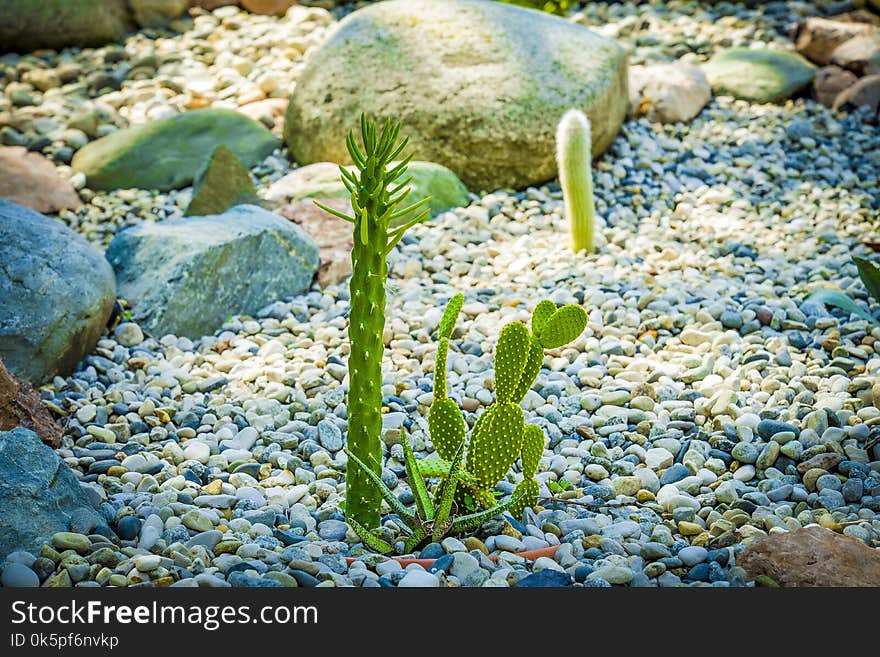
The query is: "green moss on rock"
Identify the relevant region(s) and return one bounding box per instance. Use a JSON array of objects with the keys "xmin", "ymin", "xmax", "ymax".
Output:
[
  {"xmin": 284, "ymin": 0, "xmax": 627, "ymax": 191},
  {"xmin": 72, "ymin": 109, "xmax": 279, "ymax": 191},
  {"xmin": 184, "ymin": 145, "xmax": 260, "ymax": 217},
  {"xmin": 702, "ymin": 48, "xmax": 817, "ymax": 104},
  {"xmin": 0, "ymin": 0, "xmax": 134, "ymax": 53}
]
